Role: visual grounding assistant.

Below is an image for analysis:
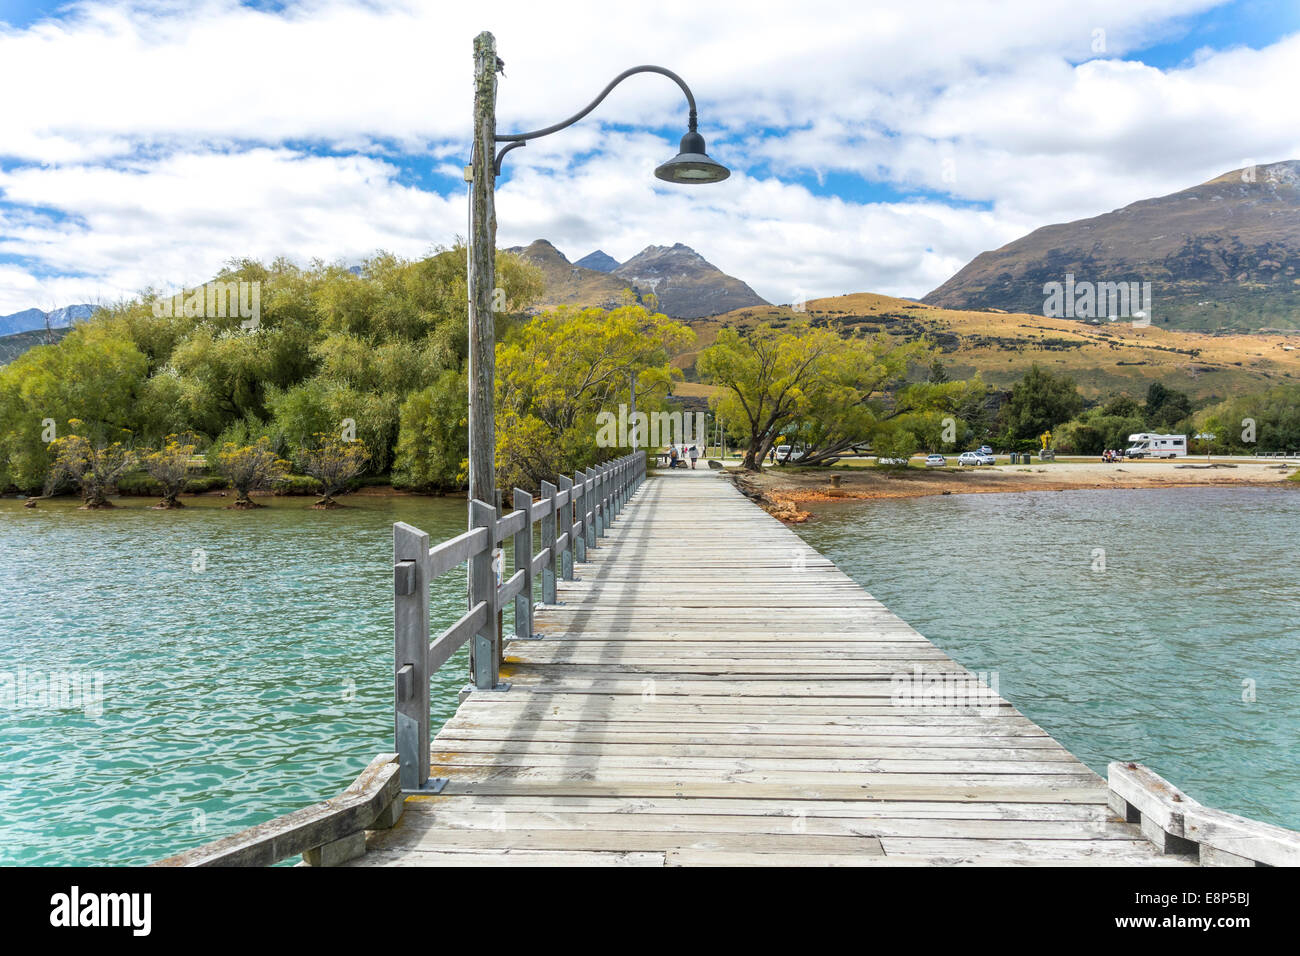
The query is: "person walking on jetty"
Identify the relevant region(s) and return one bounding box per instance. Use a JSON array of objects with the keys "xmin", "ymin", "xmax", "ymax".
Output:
[
  {"xmin": 668, "ymin": 444, "xmax": 679, "ymax": 469},
  {"xmin": 689, "ymin": 444, "xmax": 700, "ymax": 469}
]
